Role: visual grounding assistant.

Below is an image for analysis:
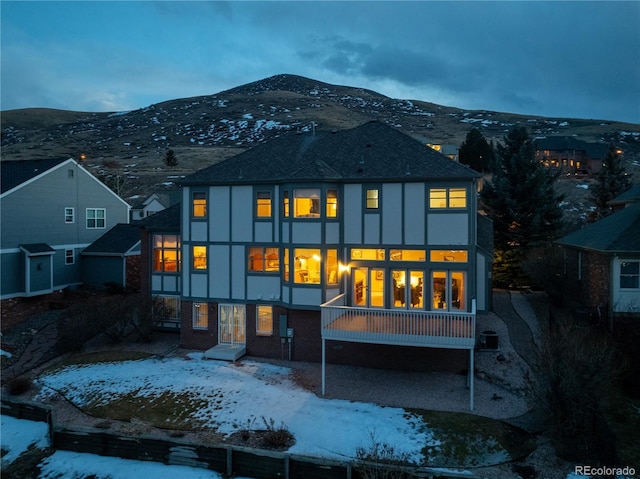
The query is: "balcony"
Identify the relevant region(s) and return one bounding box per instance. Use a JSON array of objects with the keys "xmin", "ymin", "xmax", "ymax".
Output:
[{"xmin": 320, "ymin": 295, "xmax": 476, "ymax": 350}]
